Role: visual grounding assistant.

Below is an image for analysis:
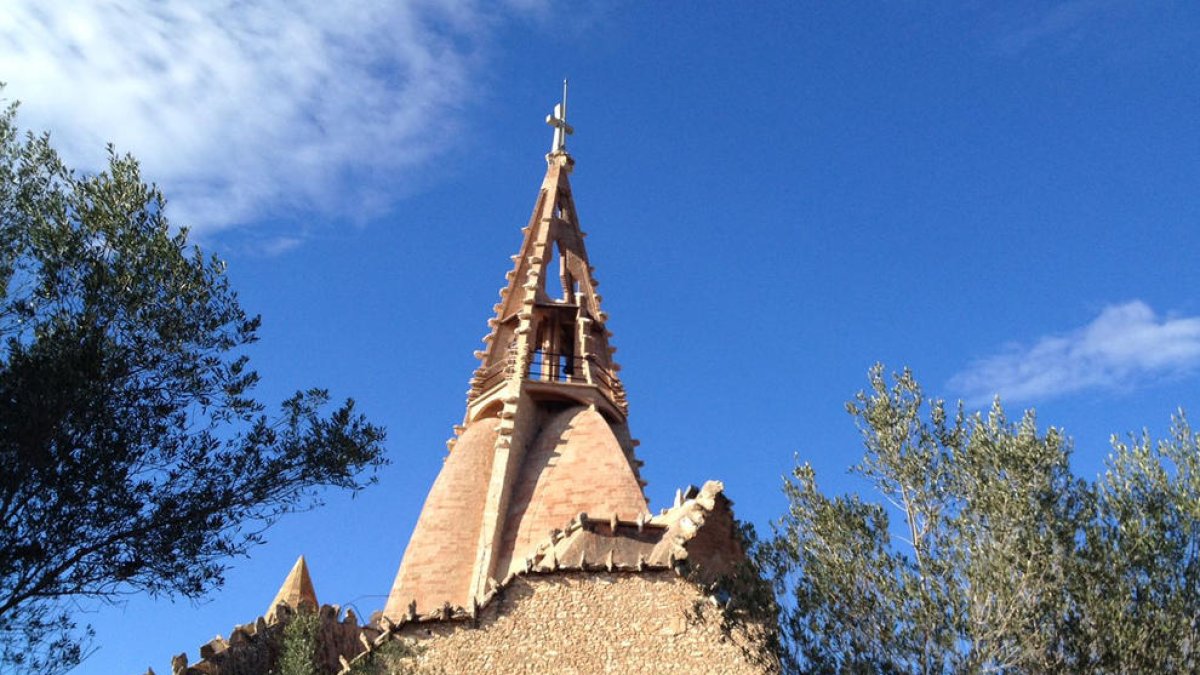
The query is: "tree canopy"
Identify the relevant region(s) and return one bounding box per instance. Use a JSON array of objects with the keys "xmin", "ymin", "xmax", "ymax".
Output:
[
  {"xmin": 0, "ymin": 102, "xmax": 388, "ymax": 672},
  {"xmin": 761, "ymin": 365, "xmax": 1200, "ymax": 673}
]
